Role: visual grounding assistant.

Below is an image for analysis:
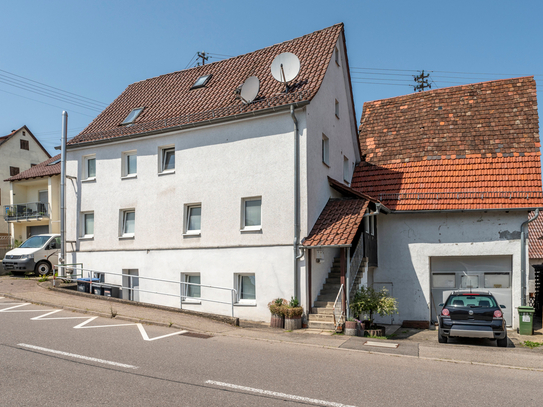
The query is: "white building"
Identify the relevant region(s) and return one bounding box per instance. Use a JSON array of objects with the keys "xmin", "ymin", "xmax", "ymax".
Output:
[
  {"xmin": 64, "ymin": 24, "xmax": 367, "ymax": 322},
  {"xmin": 1, "ymin": 126, "xmax": 51, "ymax": 251},
  {"xmin": 352, "ymin": 77, "xmax": 543, "ymax": 329}
]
